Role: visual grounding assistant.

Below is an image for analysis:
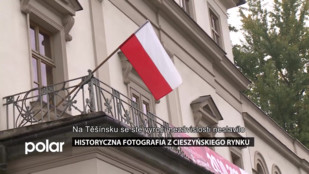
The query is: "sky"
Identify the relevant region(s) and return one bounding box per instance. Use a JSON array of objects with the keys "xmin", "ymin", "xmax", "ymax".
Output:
[
  {"xmin": 227, "ymin": 5, "xmax": 245, "ymax": 45},
  {"xmin": 227, "ymin": 0, "xmax": 274, "ymax": 45}
]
